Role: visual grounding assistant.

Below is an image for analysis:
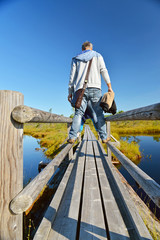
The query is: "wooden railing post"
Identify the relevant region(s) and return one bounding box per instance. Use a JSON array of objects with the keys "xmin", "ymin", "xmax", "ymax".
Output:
[
  {"xmin": 0, "ymin": 90, "xmax": 23, "ymax": 240},
  {"xmin": 67, "ymin": 123, "xmax": 73, "ymax": 160},
  {"xmin": 107, "ymin": 122, "xmax": 111, "ymax": 162}
]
